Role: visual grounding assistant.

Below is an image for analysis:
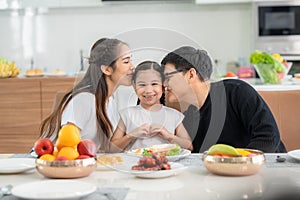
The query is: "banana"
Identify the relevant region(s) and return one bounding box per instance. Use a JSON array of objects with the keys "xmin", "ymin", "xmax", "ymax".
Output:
[
  {"xmin": 0, "ymin": 58, "xmax": 21, "ymax": 78},
  {"xmin": 207, "ymin": 144, "xmax": 240, "ymax": 157}
]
